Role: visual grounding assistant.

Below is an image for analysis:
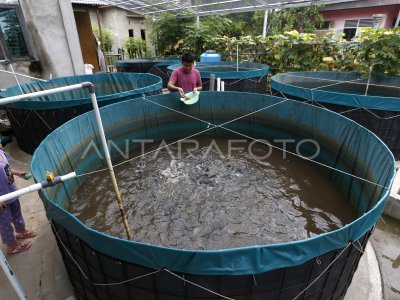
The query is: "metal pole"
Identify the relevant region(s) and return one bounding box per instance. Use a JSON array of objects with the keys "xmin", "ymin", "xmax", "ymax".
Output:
[
  {"xmin": 262, "ymin": 9, "xmax": 269, "ymax": 38},
  {"xmin": 0, "ymin": 250, "xmax": 27, "ymax": 300}
]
